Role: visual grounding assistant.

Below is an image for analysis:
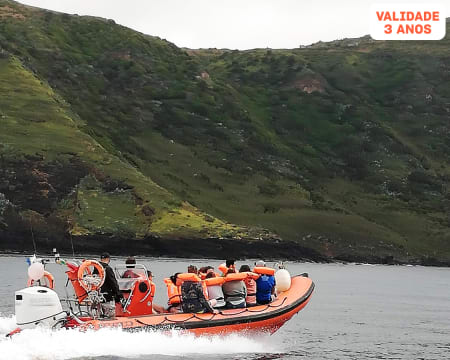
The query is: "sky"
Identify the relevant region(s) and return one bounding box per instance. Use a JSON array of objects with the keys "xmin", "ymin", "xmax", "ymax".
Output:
[{"xmin": 17, "ymin": 0, "xmax": 450, "ymax": 49}]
